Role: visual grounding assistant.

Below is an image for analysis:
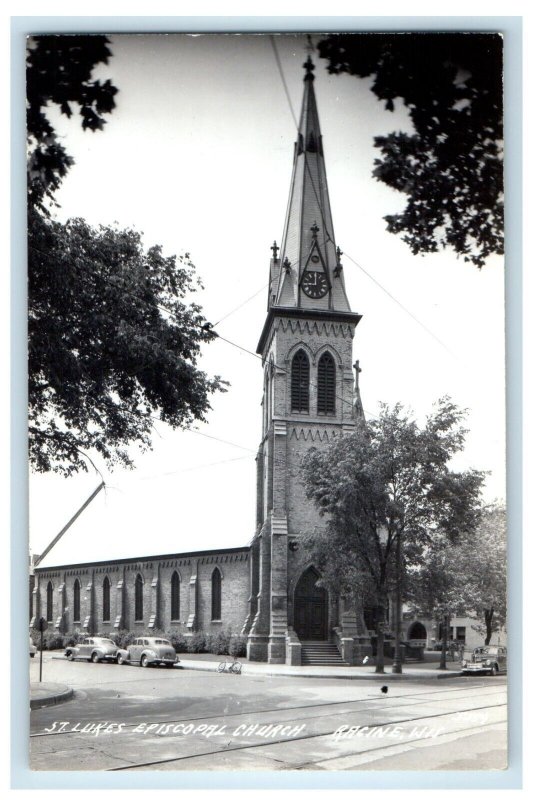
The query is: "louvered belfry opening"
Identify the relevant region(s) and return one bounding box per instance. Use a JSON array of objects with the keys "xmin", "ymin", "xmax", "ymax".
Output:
[
  {"xmin": 291, "ymin": 349, "xmax": 310, "ymax": 412},
  {"xmin": 317, "ymin": 352, "xmax": 336, "ymax": 415}
]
